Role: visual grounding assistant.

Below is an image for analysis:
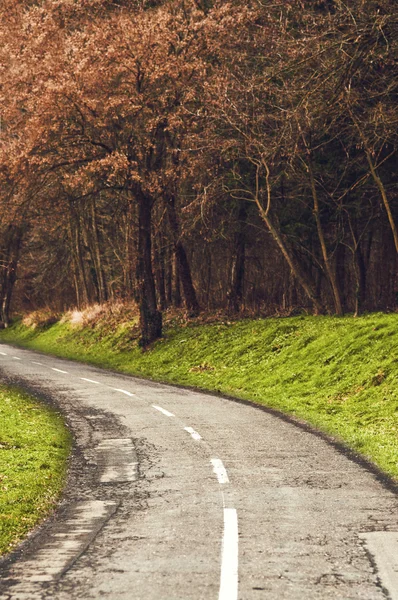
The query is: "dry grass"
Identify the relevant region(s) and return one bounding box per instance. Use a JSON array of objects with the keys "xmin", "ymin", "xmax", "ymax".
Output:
[
  {"xmin": 22, "ymin": 309, "xmax": 60, "ymax": 329},
  {"xmin": 55, "ymin": 301, "xmax": 139, "ymax": 330}
]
